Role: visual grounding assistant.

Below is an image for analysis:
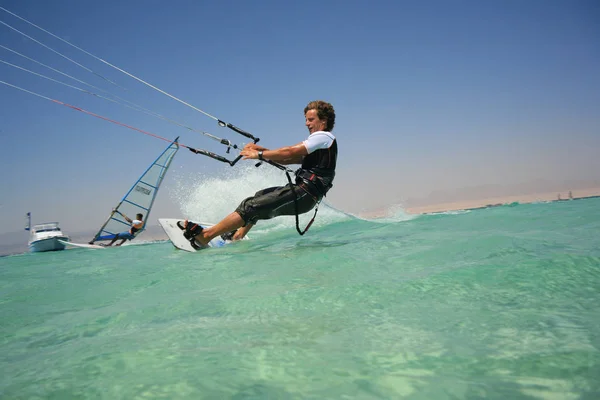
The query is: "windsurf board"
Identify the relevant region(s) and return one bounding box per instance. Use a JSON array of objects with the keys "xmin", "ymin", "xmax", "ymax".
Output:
[{"xmin": 58, "ymin": 240, "xmax": 106, "ymax": 249}]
